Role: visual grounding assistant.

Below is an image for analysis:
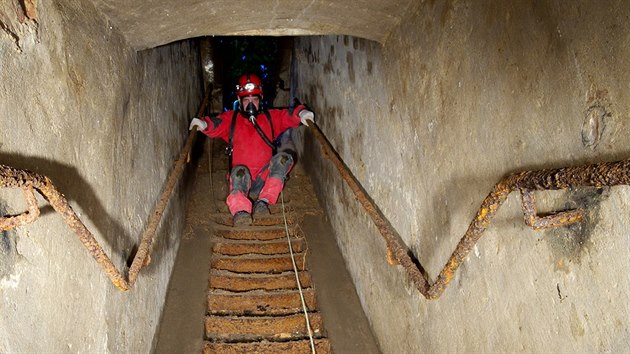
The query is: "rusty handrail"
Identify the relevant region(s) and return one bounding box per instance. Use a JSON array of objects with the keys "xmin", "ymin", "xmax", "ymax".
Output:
[
  {"xmin": 0, "ymin": 86, "xmax": 212, "ymax": 291},
  {"xmin": 306, "ymin": 121, "xmax": 630, "ymax": 299}
]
